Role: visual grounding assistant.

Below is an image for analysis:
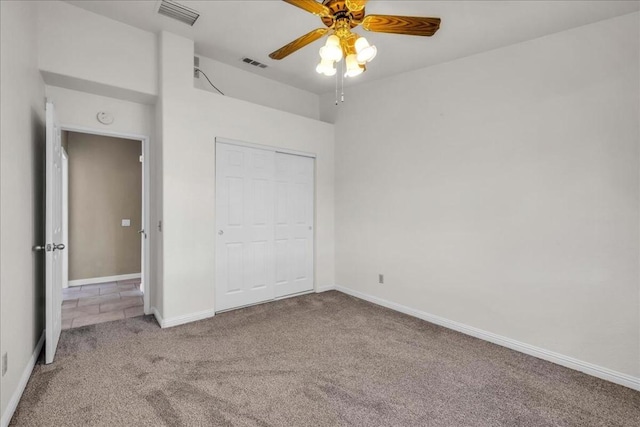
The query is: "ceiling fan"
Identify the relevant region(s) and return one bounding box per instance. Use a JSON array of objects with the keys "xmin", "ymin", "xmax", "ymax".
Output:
[{"xmin": 269, "ymin": 0, "xmax": 441, "ymax": 78}]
